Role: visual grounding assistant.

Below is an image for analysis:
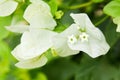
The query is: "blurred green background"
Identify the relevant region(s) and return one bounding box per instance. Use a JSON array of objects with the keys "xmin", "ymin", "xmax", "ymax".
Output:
[{"xmin": 0, "ymin": 0, "xmax": 120, "ymax": 80}]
